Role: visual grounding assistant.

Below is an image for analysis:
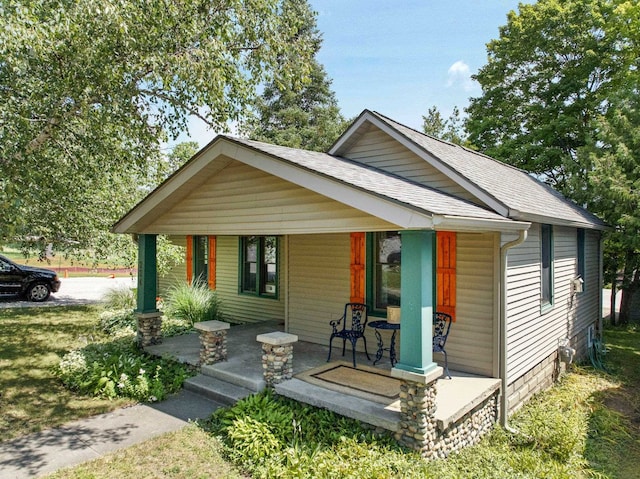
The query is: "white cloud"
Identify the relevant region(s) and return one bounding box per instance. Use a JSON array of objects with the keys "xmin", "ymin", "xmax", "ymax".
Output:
[{"xmin": 446, "ymin": 60, "xmax": 477, "ymax": 92}]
